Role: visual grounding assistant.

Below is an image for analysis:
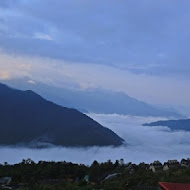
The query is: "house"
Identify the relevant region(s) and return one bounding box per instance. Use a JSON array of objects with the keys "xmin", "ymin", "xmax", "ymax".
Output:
[
  {"xmin": 126, "ymin": 163, "xmax": 138, "ymax": 174},
  {"xmin": 0, "ymin": 177, "xmax": 12, "ymax": 189},
  {"xmin": 149, "ymin": 161, "xmax": 162, "ymax": 172},
  {"xmin": 163, "ymin": 160, "xmax": 180, "ymax": 171},
  {"xmin": 163, "ymin": 163, "xmax": 169, "ymax": 171},
  {"xmin": 168, "ymin": 160, "xmax": 179, "ymax": 164},
  {"xmin": 0, "ymin": 177, "xmax": 12, "ymax": 185},
  {"xmin": 180, "ymin": 158, "xmax": 190, "ymax": 167},
  {"xmin": 139, "ymin": 162, "xmax": 149, "ymax": 170},
  {"xmin": 159, "ymin": 182, "xmax": 190, "ymax": 190}
]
